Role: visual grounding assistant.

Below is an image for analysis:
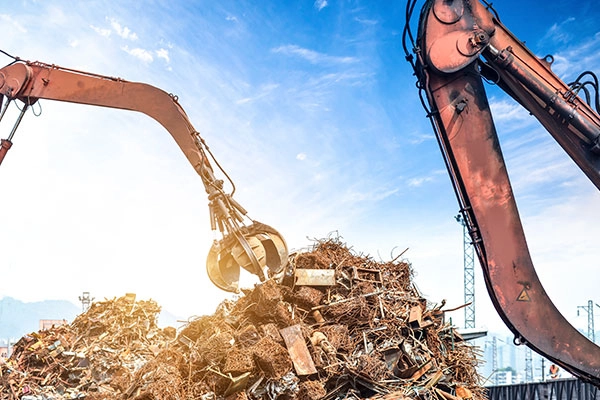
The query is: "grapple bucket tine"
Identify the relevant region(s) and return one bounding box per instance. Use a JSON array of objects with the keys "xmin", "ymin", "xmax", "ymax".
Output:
[{"xmin": 206, "ymin": 223, "xmax": 288, "ymax": 293}]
